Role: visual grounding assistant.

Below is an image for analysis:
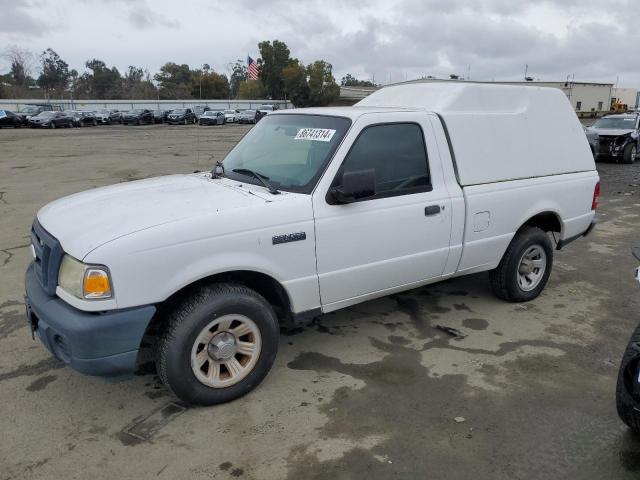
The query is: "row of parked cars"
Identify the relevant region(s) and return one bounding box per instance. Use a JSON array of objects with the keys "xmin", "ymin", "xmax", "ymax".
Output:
[{"xmin": 0, "ymin": 103, "xmax": 279, "ymax": 129}]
